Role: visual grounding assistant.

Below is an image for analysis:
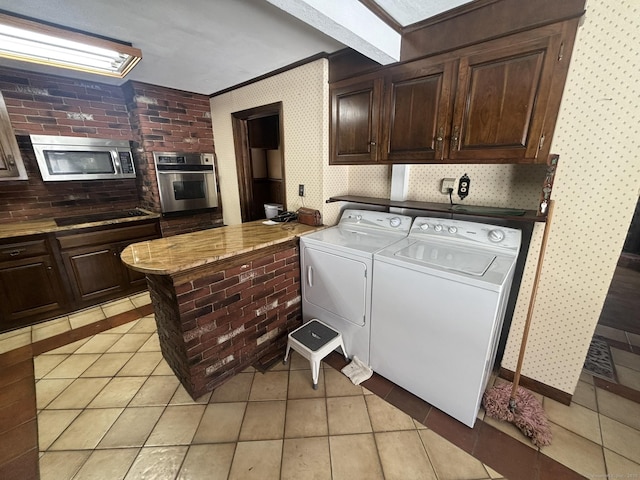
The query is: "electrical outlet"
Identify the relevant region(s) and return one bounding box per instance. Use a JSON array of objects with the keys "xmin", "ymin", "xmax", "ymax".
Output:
[
  {"xmin": 298, "ymin": 184, "xmax": 305, "ymax": 197},
  {"xmin": 458, "ymin": 173, "xmax": 470, "ymax": 200},
  {"xmin": 440, "ymin": 178, "xmax": 455, "ymax": 194}
]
